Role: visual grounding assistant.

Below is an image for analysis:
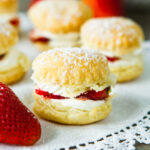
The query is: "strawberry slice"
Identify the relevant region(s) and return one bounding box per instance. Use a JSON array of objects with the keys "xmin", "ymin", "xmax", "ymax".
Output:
[
  {"xmin": 106, "ymin": 56, "xmax": 120, "ymax": 62},
  {"xmin": 0, "ymin": 82, "xmax": 41, "ymax": 146},
  {"xmin": 35, "ymin": 89, "xmax": 67, "ymax": 99},
  {"xmin": 76, "ymin": 87, "xmax": 110, "ymax": 100},
  {"xmin": 35, "ymin": 87, "xmax": 110, "ymax": 101},
  {"xmin": 0, "ymin": 54, "xmax": 5, "ymax": 60},
  {"xmin": 31, "ymin": 37, "xmax": 50, "ymax": 43},
  {"xmin": 28, "ymin": 0, "xmax": 43, "ymax": 9},
  {"xmin": 9, "ymin": 18, "xmax": 20, "ymax": 27},
  {"xmin": 29, "ymin": 31, "xmax": 50, "ymax": 43}
]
